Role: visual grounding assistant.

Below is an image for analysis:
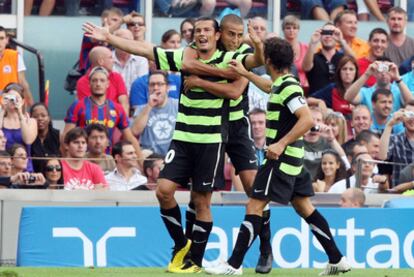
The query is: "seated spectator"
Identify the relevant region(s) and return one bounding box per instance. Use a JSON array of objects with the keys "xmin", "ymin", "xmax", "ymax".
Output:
[
  {"xmin": 398, "ymin": 55, "xmax": 414, "ymax": 76},
  {"xmin": 329, "ymin": 152, "xmax": 388, "ymax": 193},
  {"xmin": 76, "ymin": 46, "xmax": 129, "ymax": 113},
  {"xmin": 78, "ymin": 7, "xmax": 124, "ymax": 72},
  {"xmin": 105, "ymin": 140, "xmax": 147, "ymax": 191},
  {"xmin": 357, "ymin": 28, "xmax": 389, "ymax": 87},
  {"xmin": 324, "ymin": 111, "xmax": 348, "ymax": 145},
  {"xmin": 131, "ymin": 70, "xmax": 178, "ymax": 156},
  {"xmin": 161, "ymin": 29, "xmax": 181, "ymax": 50},
  {"xmin": 345, "ymin": 59, "xmax": 414, "ymax": 114},
  {"xmin": 9, "ymin": 143, "xmax": 31, "ymax": 175},
  {"xmin": 0, "ymin": 150, "xmax": 12, "ymax": 187},
  {"xmin": 379, "ymin": 102, "xmax": 414, "ymax": 187},
  {"xmin": 303, "ymin": 23, "xmax": 352, "ymax": 95},
  {"xmin": 124, "ymin": 11, "xmax": 146, "ymax": 42},
  {"xmin": 290, "ymin": 0, "xmax": 346, "ymax": 20},
  {"xmin": 0, "ymin": 171, "xmax": 47, "ymax": 189},
  {"xmin": 42, "ymin": 157, "xmax": 63, "ymax": 189},
  {"xmin": 64, "ymin": 66, "xmax": 142, "ymax": 164},
  {"xmin": 339, "ymin": 187, "xmax": 366, "ymax": 207},
  {"xmin": 313, "ymin": 150, "xmax": 348, "ymax": 192},
  {"xmin": 0, "ymin": 26, "xmax": 33, "ymax": 105},
  {"xmin": 0, "ymin": 129, "xmax": 7, "ymax": 151},
  {"xmin": 342, "ymin": 105, "xmax": 372, "ymax": 149},
  {"xmin": 24, "ymin": 0, "xmax": 55, "ymax": 16},
  {"xmin": 199, "ymin": 0, "xmax": 252, "ymax": 18},
  {"xmin": 0, "ymin": 84, "xmax": 37, "ymax": 171},
  {"xmin": 61, "ymin": 127, "xmax": 108, "ymax": 190},
  {"xmin": 85, "ymin": 124, "xmax": 116, "ymax": 174},
  {"xmin": 397, "ymin": 162, "xmax": 414, "ymax": 186},
  {"xmin": 334, "ymin": 9, "xmax": 369, "ymax": 59},
  {"xmin": 308, "ymin": 55, "xmax": 357, "ymax": 117},
  {"xmin": 370, "ymin": 88, "xmax": 404, "ymax": 135},
  {"xmin": 400, "ymin": 59, "xmax": 414, "ymax": 92},
  {"xmin": 180, "ymin": 18, "xmax": 195, "ymax": 46},
  {"xmin": 282, "ymin": 15, "xmax": 309, "ymax": 90},
  {"xmin": 348, "ymin": 0, "xmax": 386, "ymax": 21},
  {"xmin": 29, "ymin": 103, "xmax": 60, "ymax": 173},
  {"xmin": 344, "ymin": 140, "xmax": 368, "ymax": 165},
  {"xmin": 245, "ymin": 16, "xmax": 267, "ymax": 49},
  {"xmin": 112, "ymin": 29, "xmax": 149, "ymax": 96},
  {"xmin": 355, "ymin": 130, "xmax": 380, "ymax": 160},
  {"xmin": 136, "ymin": 153, "xmax": 164, "ymax": 190}
]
